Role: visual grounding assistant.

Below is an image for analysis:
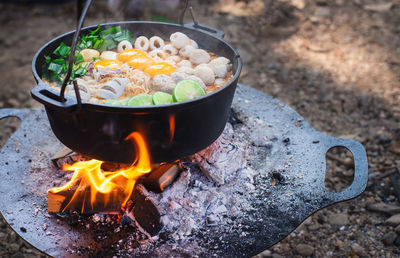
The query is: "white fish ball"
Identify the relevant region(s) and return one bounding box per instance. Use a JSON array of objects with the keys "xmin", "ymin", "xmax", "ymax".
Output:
[
  {"xmin": 80, "ymin": 49, "xmax": 100, "ymax": 62},
  {"xmin": 190, "ymin": 39, "xmax": 198, "ymax": 49},
  {"xmin": 209, "ymin": 57, "xmax": 231, "ymax": 66},
  {"xmin": 178, "ymin": 60, "xmax": 192, "ymax": 67},
  {"xmin": 170, "ymin": 32, "xmax": 190, "ymax": 49},
  {"xmin": 179, "ymin": 45, "xmax": 195, "ymax": 58},
  {"xmin": 194, "ymin": 65, "xmax": 215, "ymax": 85},
  {"xmin": 152, "ymin": 75, "xmax": 176, "ymax": 94},
  {"xmin": 176, "ymin": 66, "xmax": 195, "ymax": 75},
  {"xmin": 208, "ymin": 62, "xmax": 228, "ymax": 78},
  {"xmin": 100, "ymin": 51, "xmax": 117, "ymax": 60},
  {"xmin": 189, "ymin": 49, "xmax": 211, "ymax": 65},
  {"xmin": 170, "ymin": 72, "xmax": 188, "ymax": 83}
]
